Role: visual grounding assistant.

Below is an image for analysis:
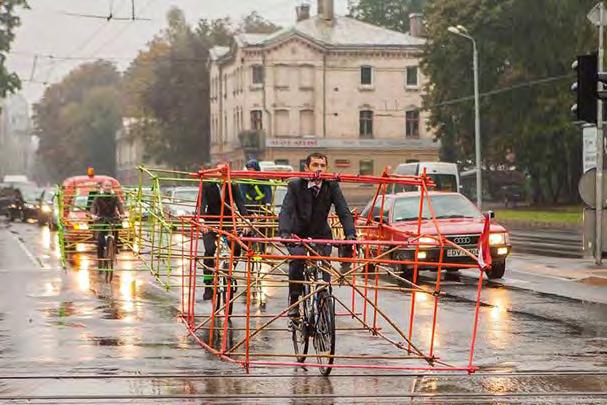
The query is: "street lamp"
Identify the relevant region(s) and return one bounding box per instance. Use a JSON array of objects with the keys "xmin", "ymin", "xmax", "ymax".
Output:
[{"xmin": 448, "ymin": 25, "xmax": 482, "ymax": 210}]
